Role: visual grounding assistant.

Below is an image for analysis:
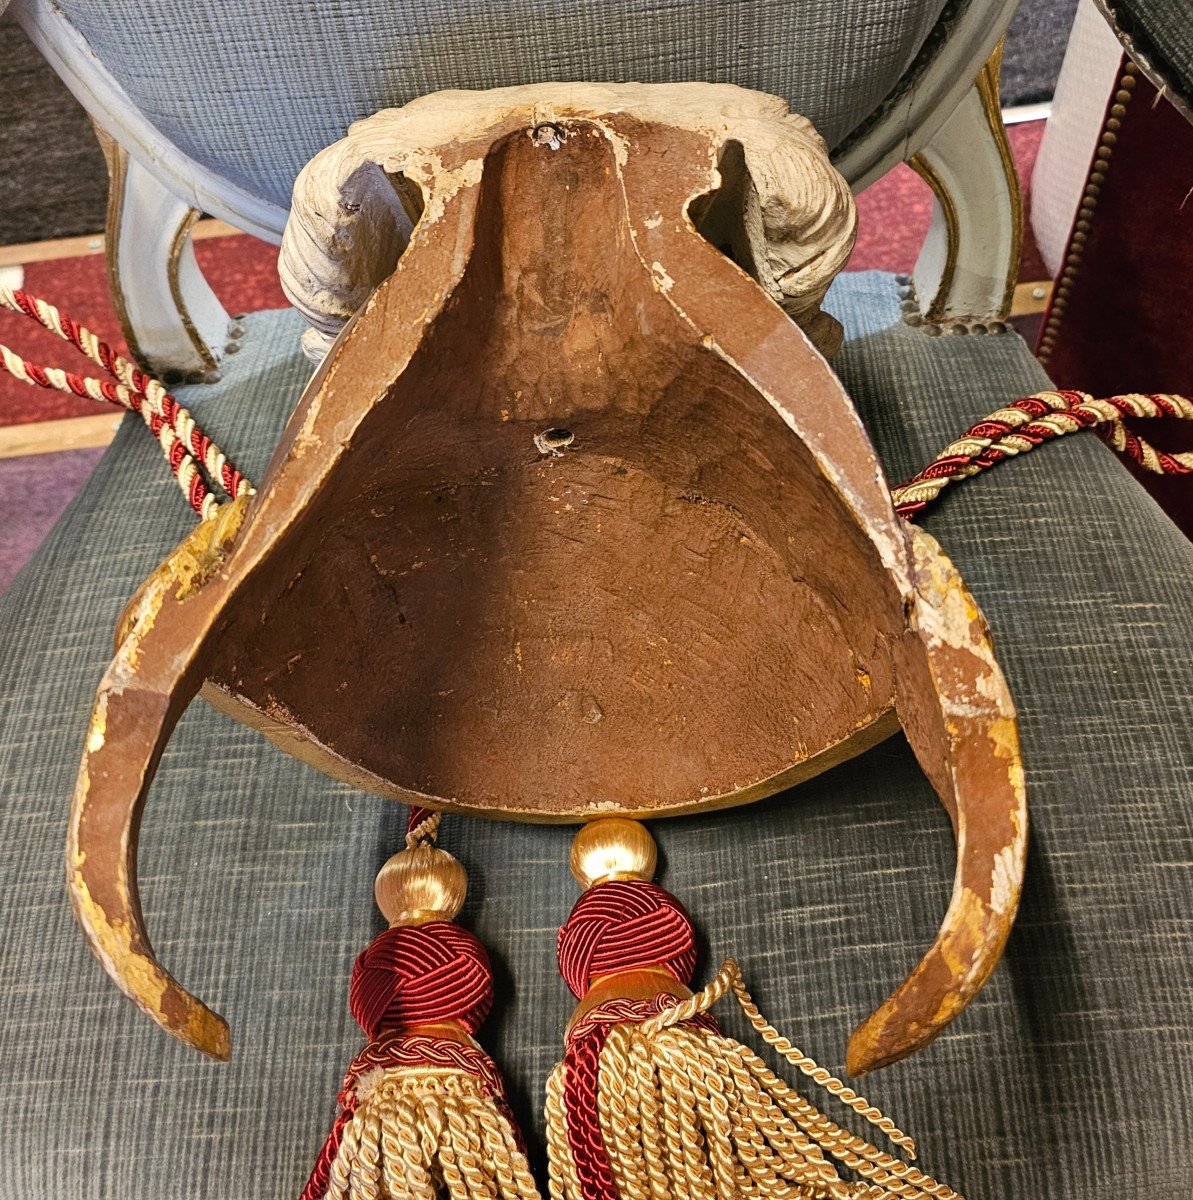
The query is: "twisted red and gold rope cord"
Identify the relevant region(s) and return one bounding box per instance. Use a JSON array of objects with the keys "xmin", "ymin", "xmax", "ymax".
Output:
[
  {"xmin": 2, "ymin": 291, "xmax": 1187, "ymax": 526},
  {"xmin": 0, "ymin": 287, "xmax": 253, "ymax": 518},
  {"xmin": 891, "ymin": 389, "xmax": 1192, "ymax": 518}
]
